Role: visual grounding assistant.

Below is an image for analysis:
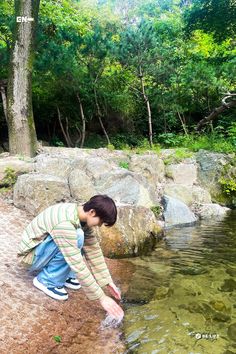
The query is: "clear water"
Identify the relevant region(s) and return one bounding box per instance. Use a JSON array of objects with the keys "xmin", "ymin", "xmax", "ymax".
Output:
[{"xmin": 122, "ymin": 211, "xmax": 236, "ymax": 354}]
